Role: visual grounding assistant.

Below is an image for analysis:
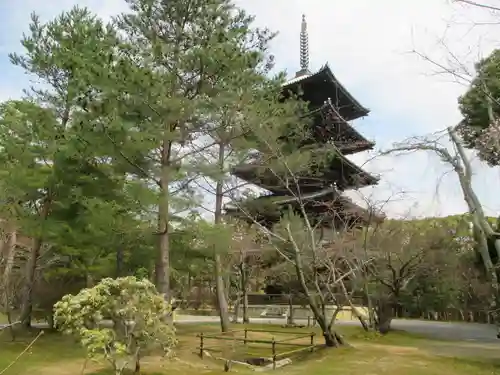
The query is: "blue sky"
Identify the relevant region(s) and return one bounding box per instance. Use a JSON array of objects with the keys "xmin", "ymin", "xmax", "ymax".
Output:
[{"xmin": 1, "ymin": 0, "xmax": 500, "ymax": 218}]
